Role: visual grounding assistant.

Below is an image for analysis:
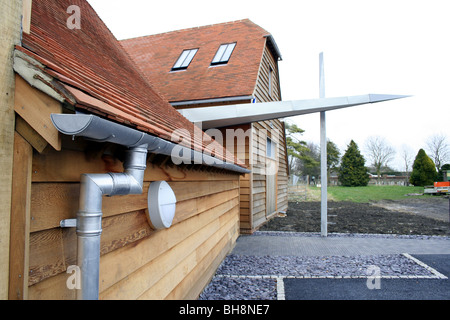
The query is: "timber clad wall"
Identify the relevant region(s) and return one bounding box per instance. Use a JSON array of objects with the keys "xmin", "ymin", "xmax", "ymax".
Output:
[
  {"xmin": 8, "ymin": 11, "xmax": 288, "ymax": 299},
  {"xmin": 245, "ymin": 40, "xmax": 288, "ymax": 231},
  {"xmin": 122, "ymin": 20, "xmax": 289, "ymax": 234},
  {"xmin": 11, "ymin": 116, "xmax": 240, "ymax": 299},
  {"xmin": 200, "ymin": 41, "xmax": 288, "ymax": 233},
  {"xmin": 218, "ymin": 124, "xmax": 252, "ymax": 231},
  {"xmin": 250, "ymin": 120, "xmax": 288, "ymax": 230},
  {"xmin": 9, "ymin": 67, "xmax": 241, "ymax": 301},
  {"xmin": 254, "ymin": 46, "xmax": 282, "ymax": 102}
]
